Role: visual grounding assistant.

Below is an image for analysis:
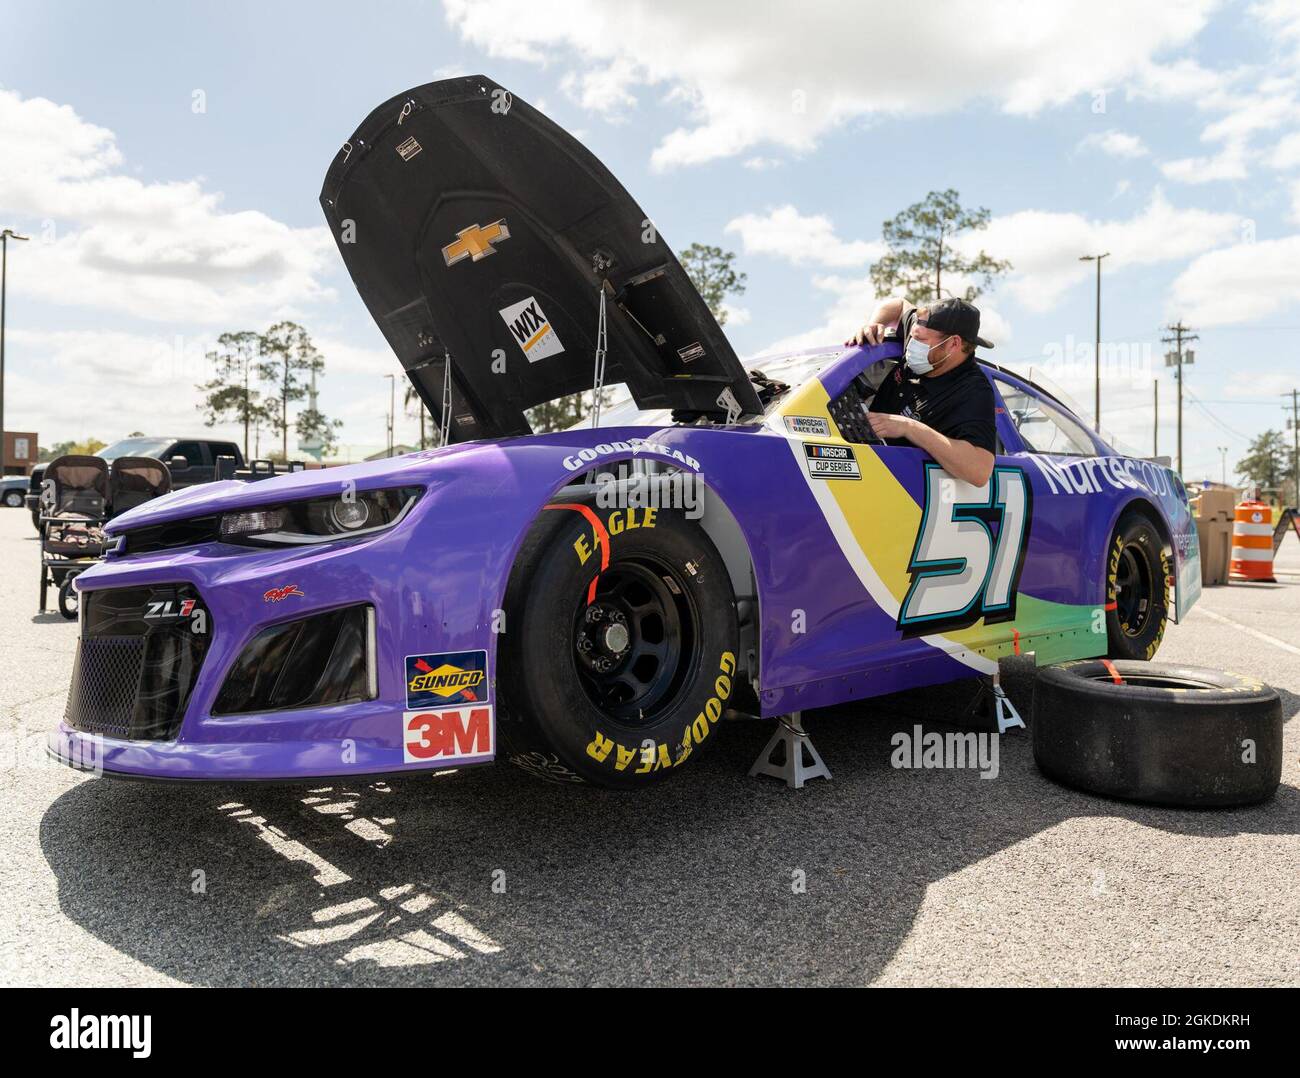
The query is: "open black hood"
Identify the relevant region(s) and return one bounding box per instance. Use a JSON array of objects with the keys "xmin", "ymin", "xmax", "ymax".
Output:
[{"xmin": 320, "ymin": 76, "xmax": 762, "ymax": 442}]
